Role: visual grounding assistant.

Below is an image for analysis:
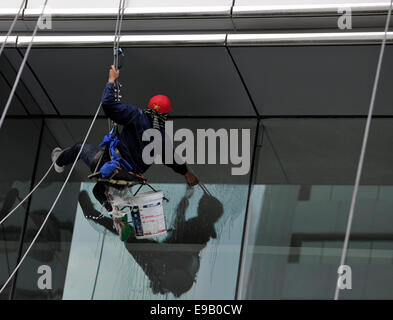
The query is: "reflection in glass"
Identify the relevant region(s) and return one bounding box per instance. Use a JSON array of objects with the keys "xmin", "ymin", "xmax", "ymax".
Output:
[
  {"xmin": 240, "ymin": 119, "xmax": 393, "ymax": 299},
  {"xmin": 0, "ymin": 120, "xmax": 41, "ymax": 300},
  {"xmin": 64, "ymin": 182, "xmax": 248, "ymax": 300},
  {"xmin": 243, "ymin": 184, "xmax": 393, "ymax": 299},
  {"xmin": 11, "ymin": 121, "xmax": 80, "ymax": 300}
]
